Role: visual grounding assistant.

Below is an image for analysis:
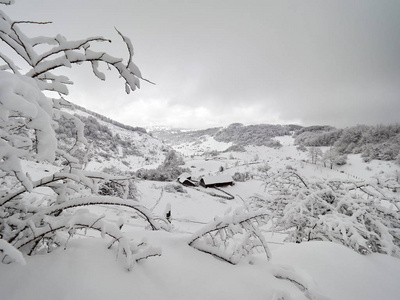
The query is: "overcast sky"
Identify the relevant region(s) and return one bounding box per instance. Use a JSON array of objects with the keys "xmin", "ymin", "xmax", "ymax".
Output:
[{"xmin": 6, "ymin": 0, "xmax": 400, "ymax": 129}]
